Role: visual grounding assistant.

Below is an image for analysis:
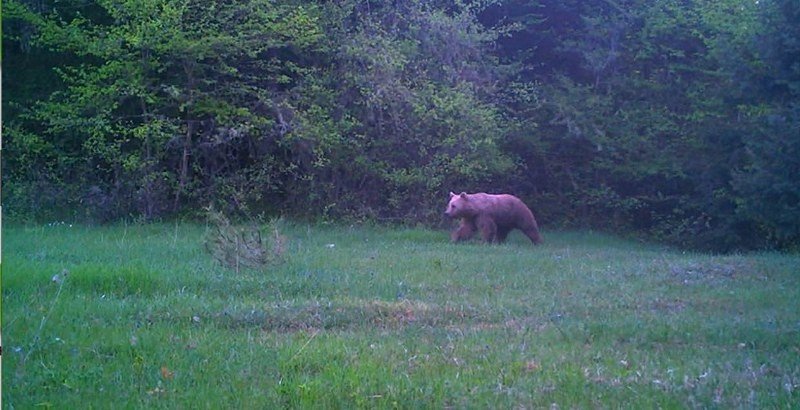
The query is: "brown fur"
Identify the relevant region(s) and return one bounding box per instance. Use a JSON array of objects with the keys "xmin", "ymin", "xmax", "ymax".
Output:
[{"xmin": 444, "ymin": 192, "xmax": 543, "ymax": 245}]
